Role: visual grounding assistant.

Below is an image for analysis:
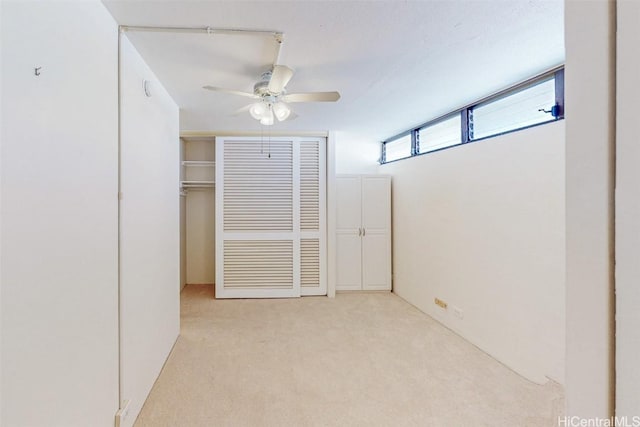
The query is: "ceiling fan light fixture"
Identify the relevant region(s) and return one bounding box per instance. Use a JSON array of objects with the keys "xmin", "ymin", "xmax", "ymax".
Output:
[
  {"xmin": 249, "ymin": 102, "xmax": 268, "ymax": 120},
  {"xmin": 272, "ymin": 102, "xmax": 291, "ymax": 121},
  {"xmin": 259, "ymin": 105, "xmax": 275, "ymax": 126}
]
